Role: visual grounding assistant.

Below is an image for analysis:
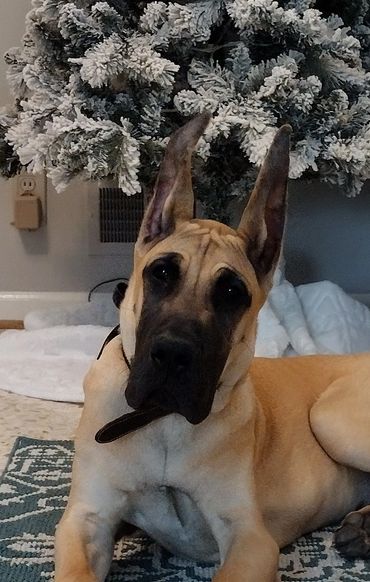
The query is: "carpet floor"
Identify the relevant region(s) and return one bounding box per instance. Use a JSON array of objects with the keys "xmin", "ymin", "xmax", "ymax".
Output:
[
  {"xmin": 1, "ymin": 437, "xmax": 370, "ymax": 581},
  {"xmin": 0, "ymin": 389, "xmax": 81, "ymax": 472}
]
